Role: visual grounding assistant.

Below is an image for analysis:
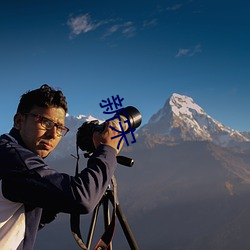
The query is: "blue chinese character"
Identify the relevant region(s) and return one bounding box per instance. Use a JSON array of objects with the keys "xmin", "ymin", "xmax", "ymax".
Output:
[
  {"xmin": 99, "ymin": 95, "xmax": 124, "ymax": 112},
  {"xmin": 109, "ymin": 121, "xmax": 137, "ymax": 149},
  {"xmin": 105, "ymin": 107, "xmax": 127, "ymax": 121},
  {"xmin": 99, "ymin": 96, "xmax": 137, "ymax": 149}
]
